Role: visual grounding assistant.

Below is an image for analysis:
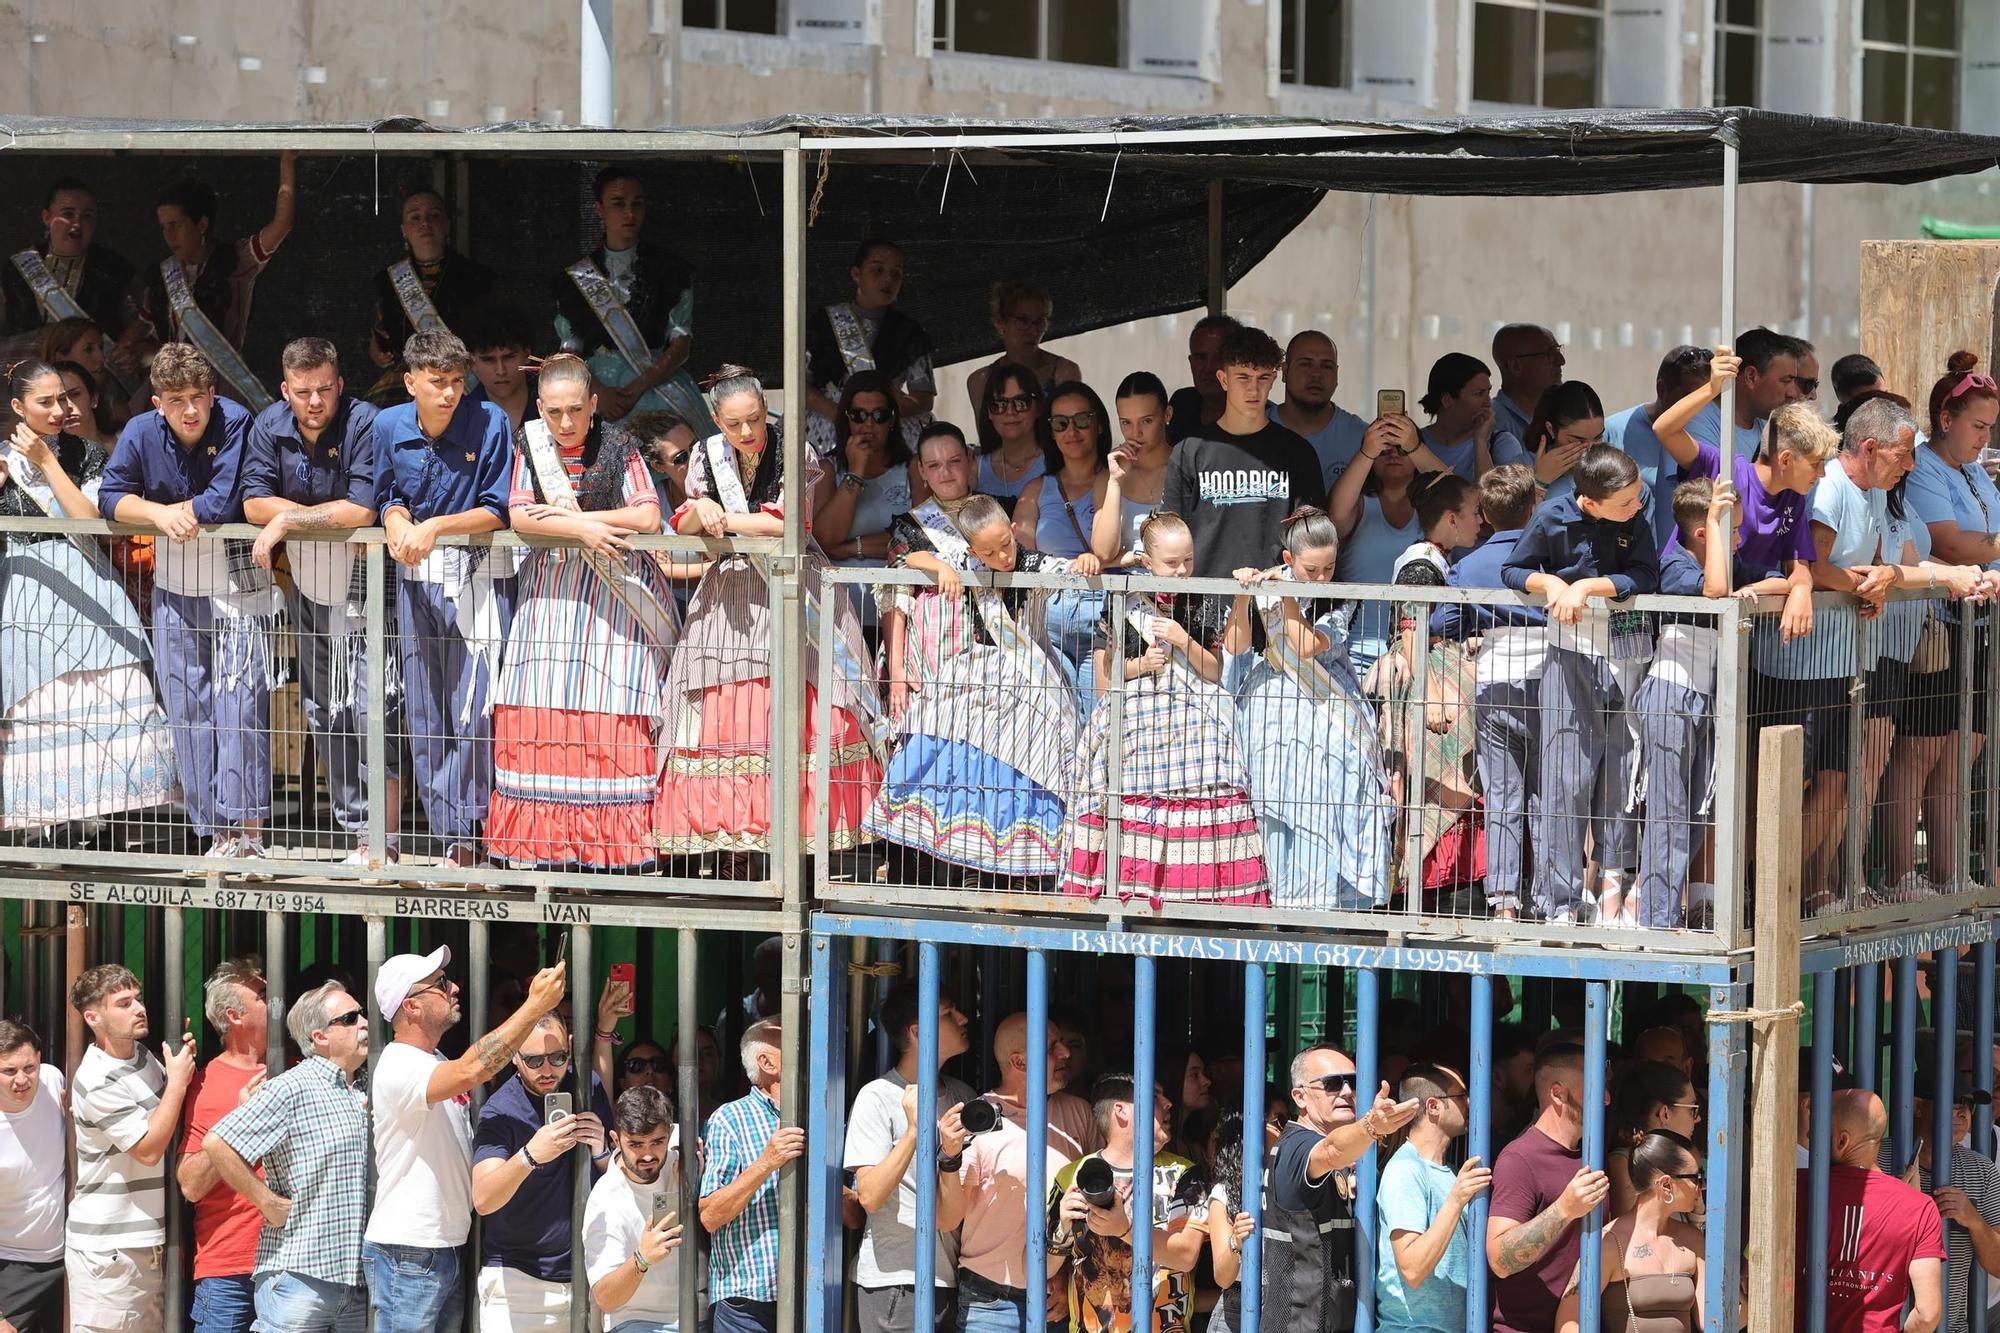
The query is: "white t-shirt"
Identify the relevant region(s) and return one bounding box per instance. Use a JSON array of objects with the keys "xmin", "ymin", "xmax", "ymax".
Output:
[
  {"xmin": 584, "ymin": 1141, "xmax": 683, "ymax": 1326},
  {"xmin": 364, "ymin": 1041, "xmax": 473, "ymax": 1247},
  {"xmin": 69, "ymin": 1043, "xmax": 168, "ymax": 1250},
  {"xmin": 0, "ymin": 1065, "xmax": 68, "ymax": 1260},
  {"xmin": 843, "ymin": 1070, "xmax": 977, "ymax": 1289}
]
